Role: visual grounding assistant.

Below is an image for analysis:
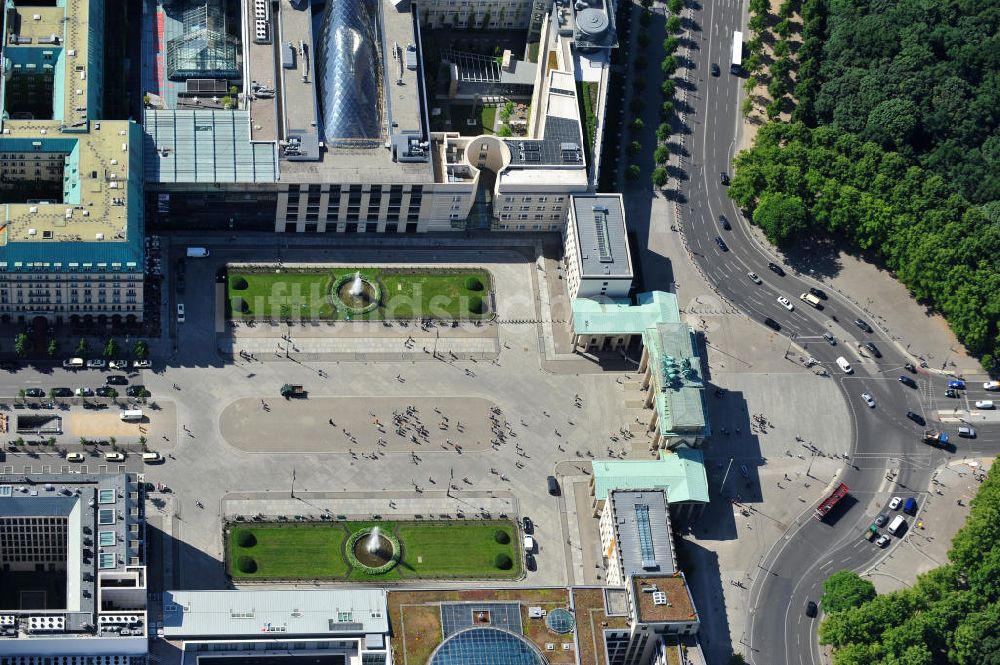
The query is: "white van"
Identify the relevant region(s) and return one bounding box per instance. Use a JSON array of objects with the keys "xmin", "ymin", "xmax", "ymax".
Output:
[
  {"xmin": 62, "ymin": 357, "xmax": 84, "ymax": 369},
  {"xmin": 186, "ymin": 247, "xmax": 210, "ymax": 258},
  {"xmin": 142, "ymin": 452, "xmax": 163, "ymax": 463},
  {"xmin": 836, "ymin": 357, "xmax": 853, "ymax": 374},
  {"xmin": 523, "ymin": 535, "xmax": 535, "ymax": 553},
  {"xmin": 104, "ymin": 452, "xmax": 125, "ymax": 462},
  {"xmin": 974, "ymin": 400, "xmax": 994, "ymax": 409},
  {"xmin": 799, "ymin": 292, "xmax": 822, "ymax": 308},
  {"xmin": 119, "ymin": 409, "xmax": 143, "ymax": 422},
  {"xmin": 887, "ymin": 514, "xmax": 906, "ymax": 535}
]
